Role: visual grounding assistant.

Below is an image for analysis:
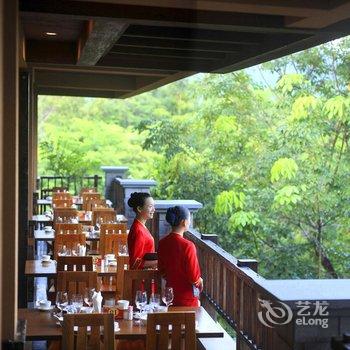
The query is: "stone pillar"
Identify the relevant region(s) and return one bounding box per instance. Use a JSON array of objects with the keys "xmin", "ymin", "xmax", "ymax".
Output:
[
  {"xmin": 100, "ymin": 166, "xmax": 128, "ymax": 203},
  {"xmin": 152, "ymin": 200, "xmax": 203, "ymax": 246},
  {"xmin": 113, "ymin": 178, "xmax": 156, "ymax": 225}
]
